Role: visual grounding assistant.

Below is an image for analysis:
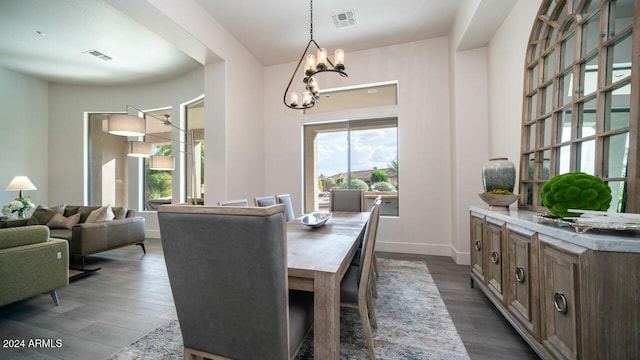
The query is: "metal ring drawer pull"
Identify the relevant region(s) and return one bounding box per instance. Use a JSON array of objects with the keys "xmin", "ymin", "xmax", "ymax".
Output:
[
  {"xmin": 491, "ymin": 251, "xmax": 500, "ymax": 264},
  {"xmin": 554, "ymin": 292, "xmax": 568, "ymax": 314},
  {"xmin": 475, "ymin": 240, "xmax": 481, "ymax": 251},
  {"xmin": 515, "ymin": 267, "xmax": 525, "ymax": 283}
]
